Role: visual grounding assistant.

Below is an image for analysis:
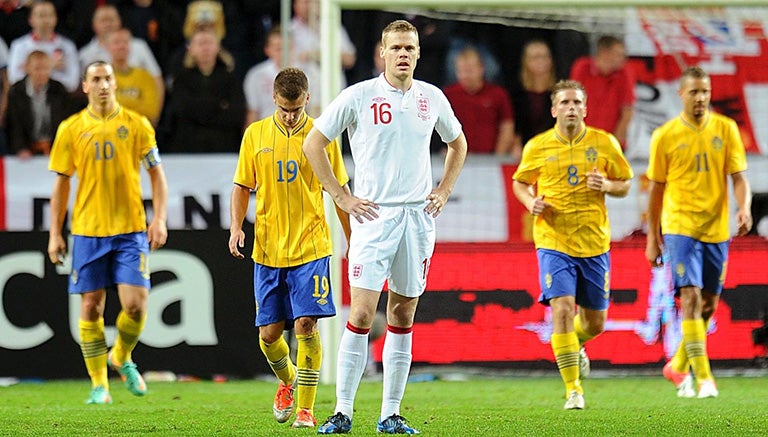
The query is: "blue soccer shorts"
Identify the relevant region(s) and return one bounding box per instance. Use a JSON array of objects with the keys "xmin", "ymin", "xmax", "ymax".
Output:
[
  {"xmin": 253, "ymin": 256, "xmax": 336, "ymax": 329},
  {"xmin": 664, "ymin": 234, "xmax": 729, "ymax": 295},
  {"xmin": 69, "ymin": 232, "xmax": 151, "ymax": 294},
  {"xmin": 536, "ymin": 248, "xmax": 611, "ymax": 311}
]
